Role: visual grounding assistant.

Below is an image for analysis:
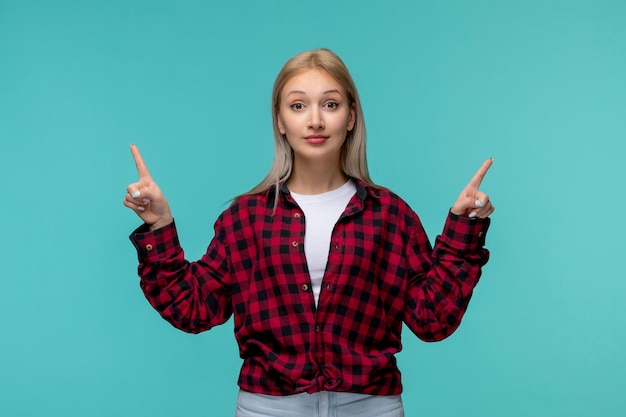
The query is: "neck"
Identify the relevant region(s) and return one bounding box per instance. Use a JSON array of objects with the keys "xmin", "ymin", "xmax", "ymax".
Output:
[{"xmin": 287, "ymin": 159, "xmax": 347, "ymax": 195}]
